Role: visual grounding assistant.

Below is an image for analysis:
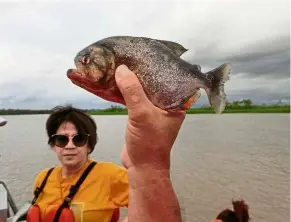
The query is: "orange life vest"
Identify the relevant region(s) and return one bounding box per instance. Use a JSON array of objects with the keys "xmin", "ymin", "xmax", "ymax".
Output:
[{"xmin": 26, "ymin": 161, "xmax": 120, "ymax": 222}]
